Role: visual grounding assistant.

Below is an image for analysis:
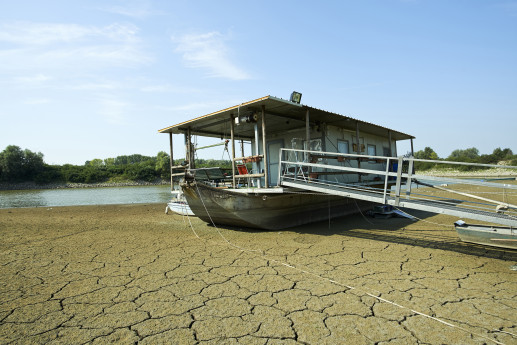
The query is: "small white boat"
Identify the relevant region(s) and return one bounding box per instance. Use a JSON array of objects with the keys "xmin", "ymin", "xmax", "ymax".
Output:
[
  {"xmin": 454, "ymin": 220, "xmax": 517, "ymax": 250},
  {"xmin": 166, "ymin": 191, "xmax": 194, "ymax": 216}
]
